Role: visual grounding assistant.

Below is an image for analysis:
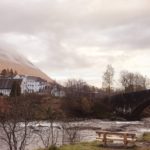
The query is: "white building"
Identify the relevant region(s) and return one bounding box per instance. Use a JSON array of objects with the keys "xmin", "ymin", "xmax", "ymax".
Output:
[
  {"xmin": 0, "ymin": 75, "xmax": 51, "ymax": 96},
  {"xmin": 0, "ymin": 74, "xmax": 66, "ymax": 97},
  {"xmin": 14, "ymin": 75, "xmax": 48, "ymax": 94}
]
